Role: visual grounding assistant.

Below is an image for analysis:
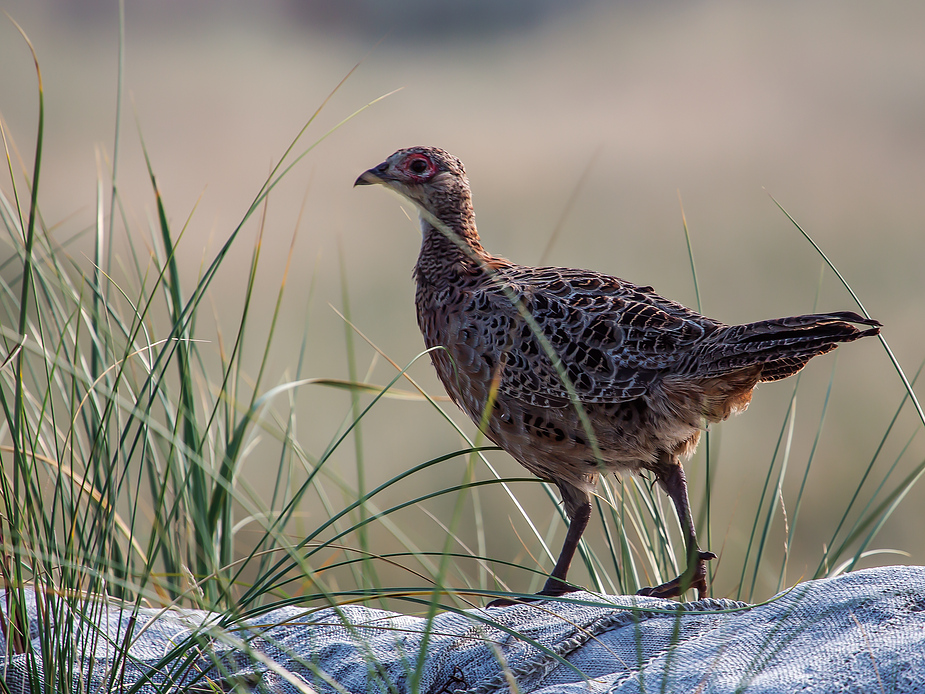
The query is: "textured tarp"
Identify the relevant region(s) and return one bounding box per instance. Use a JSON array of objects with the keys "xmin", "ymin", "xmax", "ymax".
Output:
[{"xmin": 1, "ymin": 565, "xmax": 923, "ymax": 693}]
